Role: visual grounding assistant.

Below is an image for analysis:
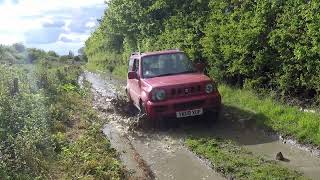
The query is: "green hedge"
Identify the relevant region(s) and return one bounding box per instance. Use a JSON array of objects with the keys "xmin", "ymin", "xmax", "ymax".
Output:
[{"xmin": 85, "ymin": 0, "xmax": 320, "ymax": 103}]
